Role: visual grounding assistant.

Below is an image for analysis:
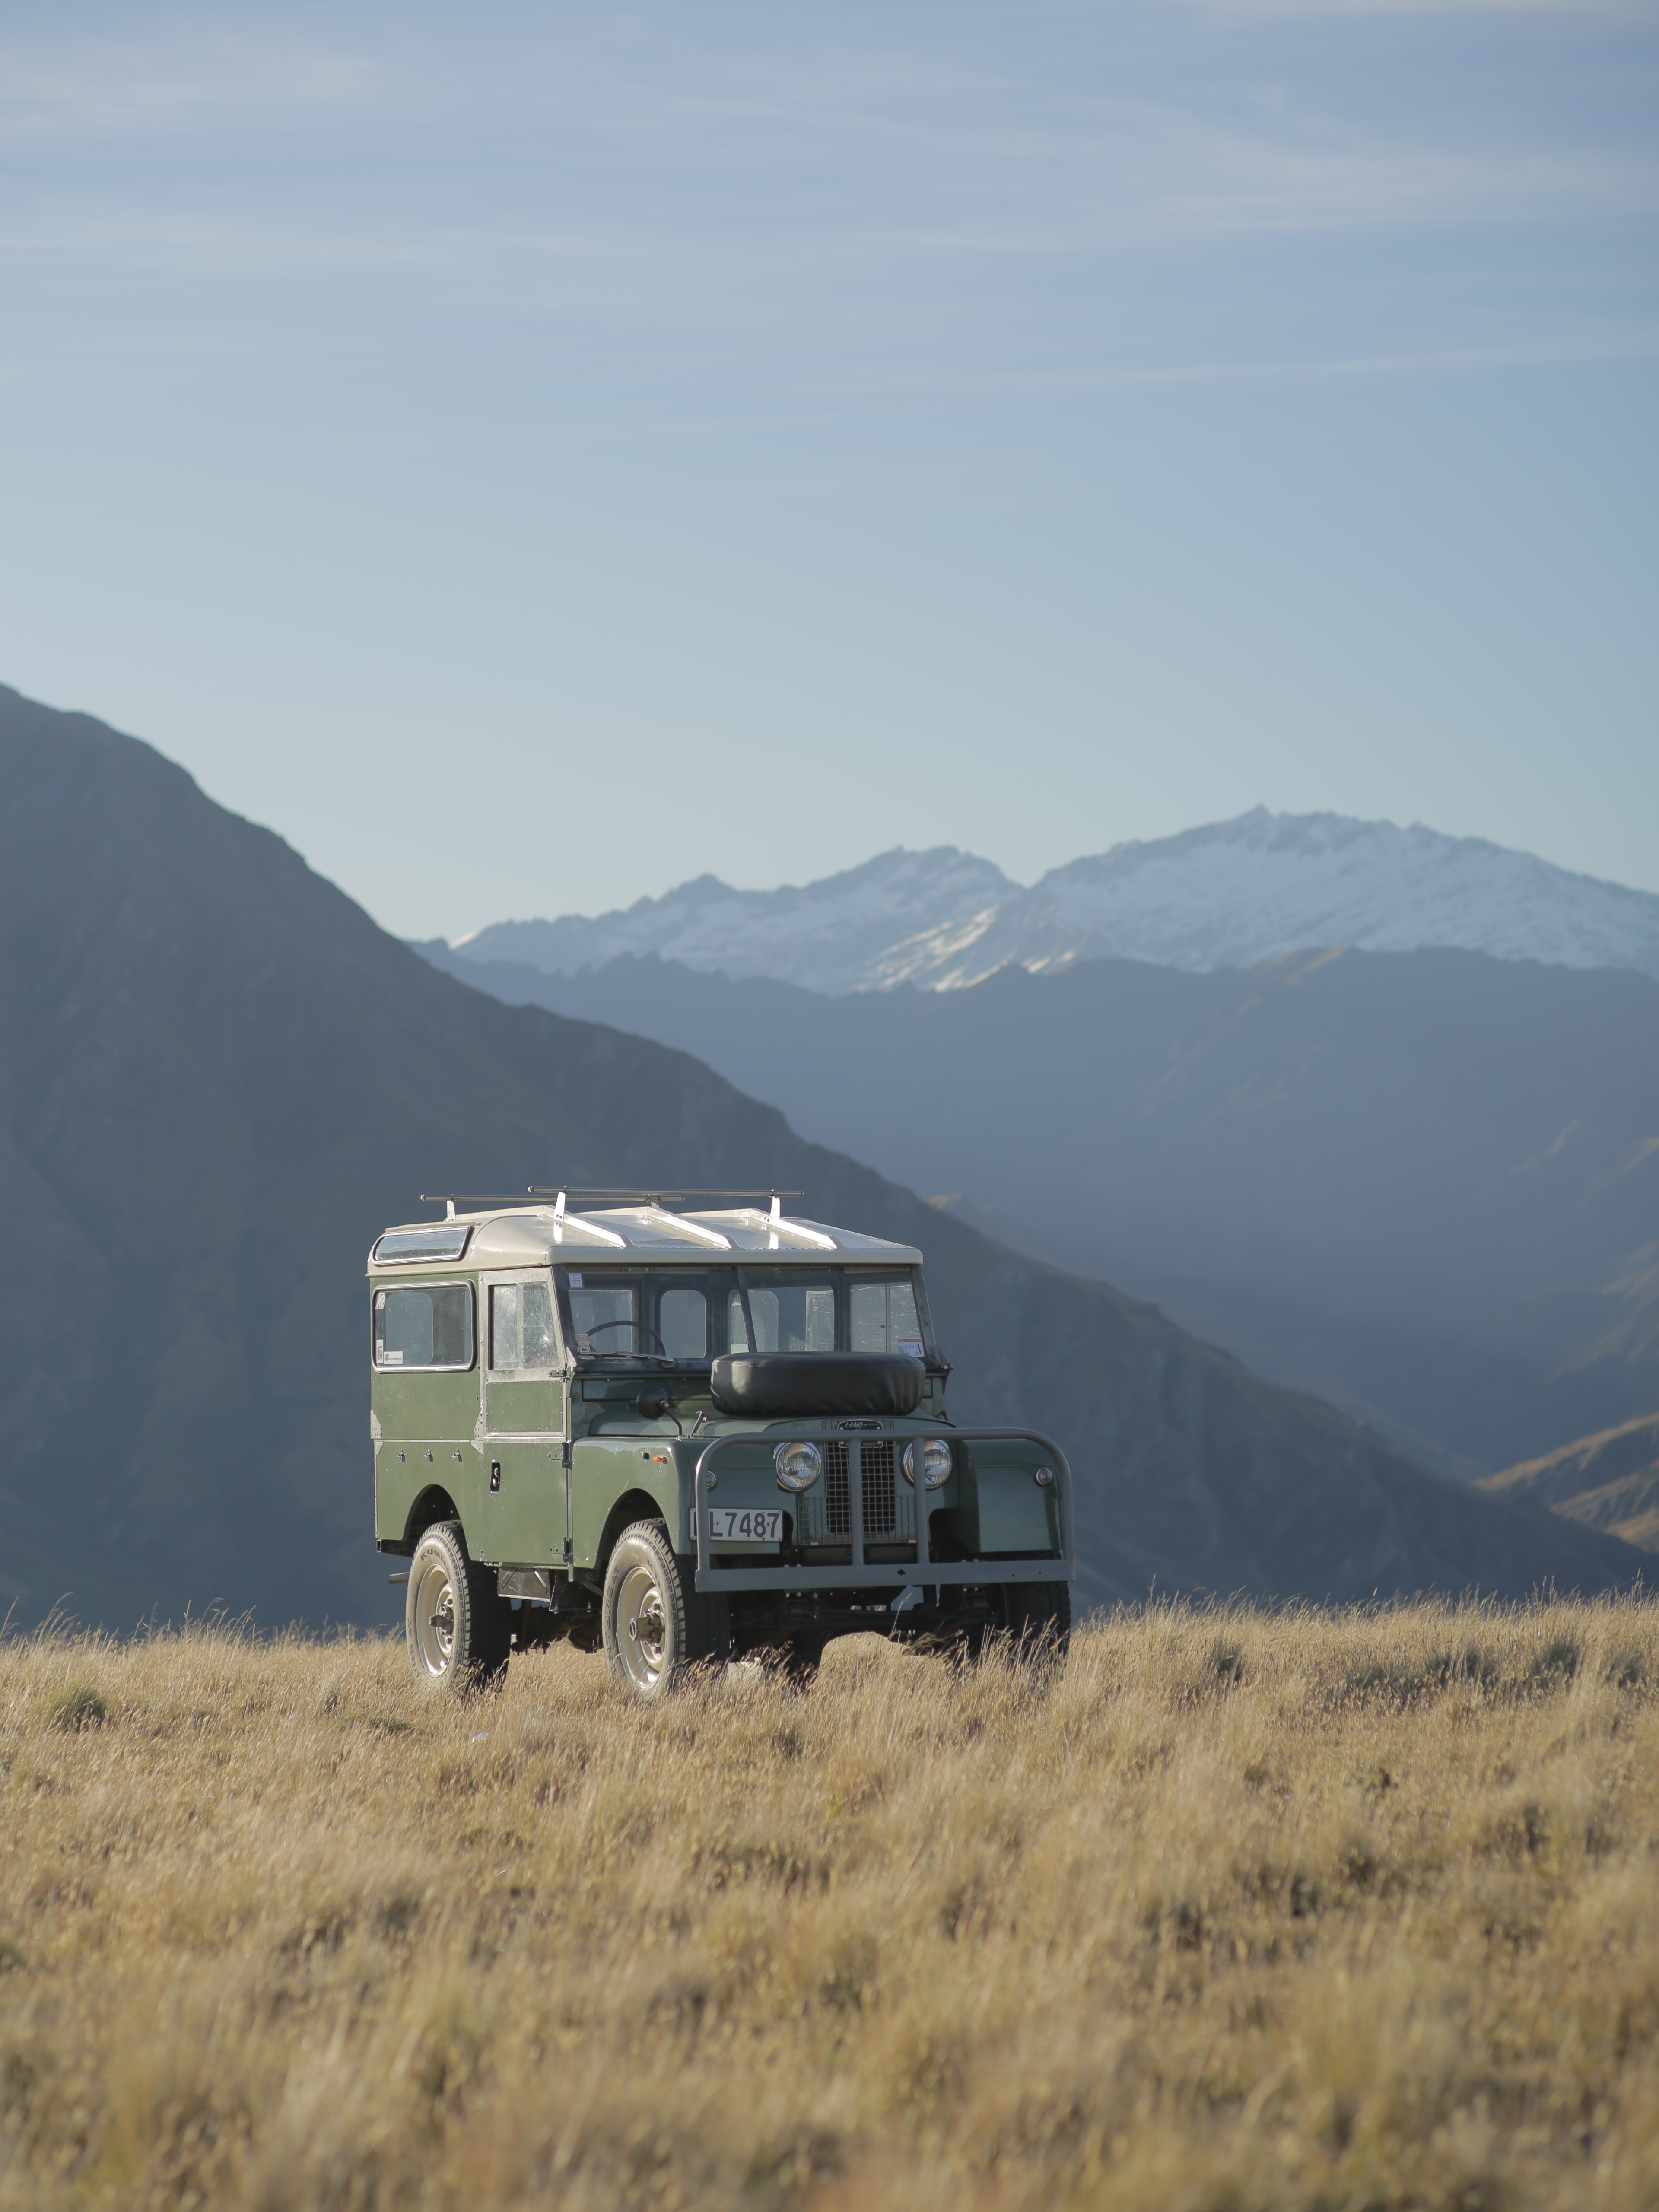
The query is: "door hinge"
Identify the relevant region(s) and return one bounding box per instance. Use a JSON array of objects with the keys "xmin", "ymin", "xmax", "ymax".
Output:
[{"xmin": 562, "ymin": 1538, "xmax": 573, "ymax": 1563}]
